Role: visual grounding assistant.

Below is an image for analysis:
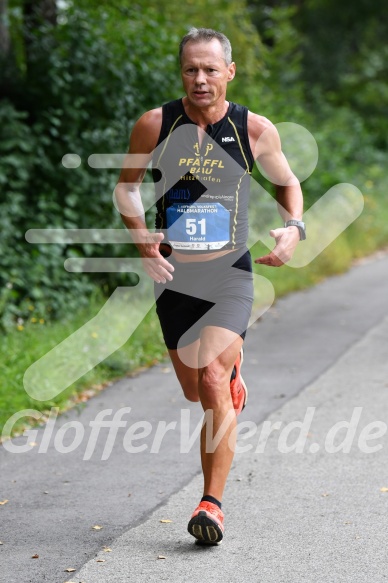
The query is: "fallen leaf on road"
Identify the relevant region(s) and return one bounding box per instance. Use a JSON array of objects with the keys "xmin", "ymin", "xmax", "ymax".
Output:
[
  {"xmin": 0, "ymin": 541, "xmax": 3, "ymax": 545},
  {"xmin": 64, "ymin": 568, "xmax": 76, "ymax": 572},
  {"xmin": 31, "ymin": 554, "xmax": 39, "ymax": 559},
  {"xmin": 0, "ymin": 500, "xmax": 9, "ymax": 505},
  {"xmin": 161, "ymin": 367, "xmax": 171, "ymax": 373},
  {"xmin": 160, "ymin": 519, "xmax": 172, "ymax": 523},
  {"xmin": 92, "ymin": 525, "xmax": 103, "ymax": 530},
  {"xmin": 380, "ymin": 487, "xmax": 388, "ymax": 492},
  {"xmin": 96, "ymin": 559, "xmax": 105, "ymax": 562},
  {"xmin": 29, "ymin": 442, "xmax": 38, "ymax": 446},
  {"xmin": 158, "ymin": 555, "xmax": 167, "ymax": 559},
  {"xmin": 103, "ymin": 547, "xmax": 112, "ymax": 552},
  {"xmin": 321, "ymin": 493, "xmax": 330, "ymax": 497}
]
